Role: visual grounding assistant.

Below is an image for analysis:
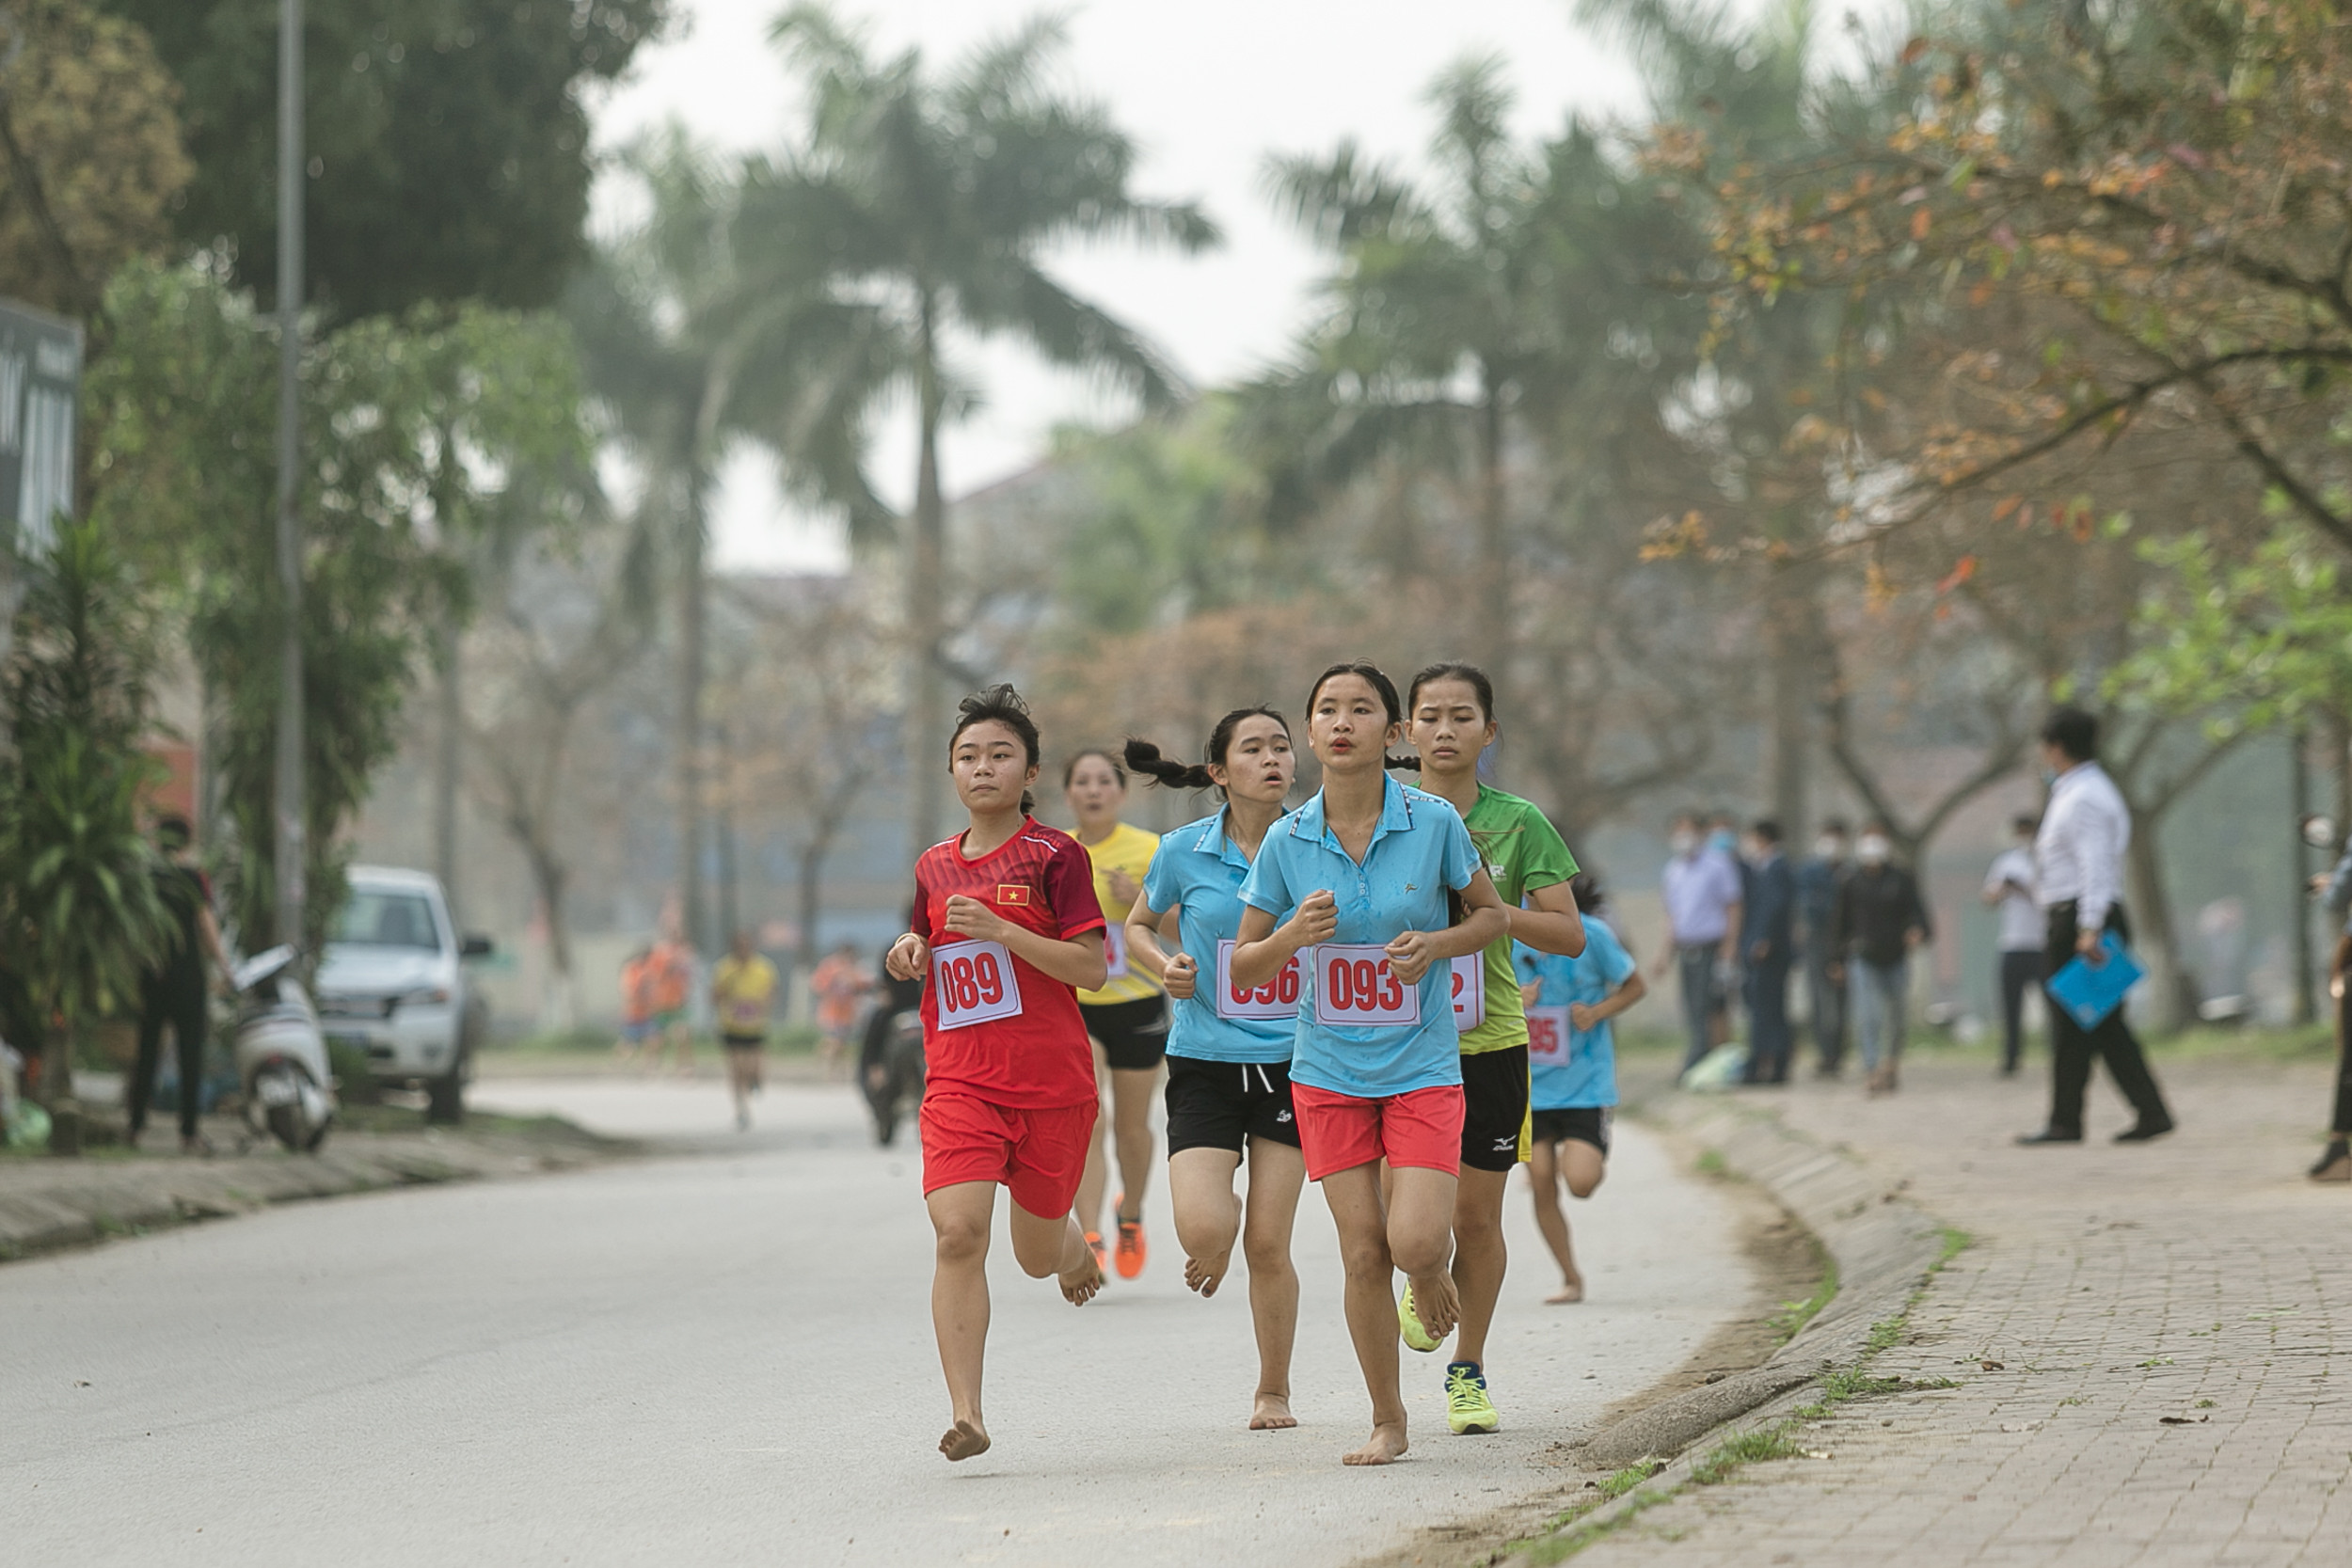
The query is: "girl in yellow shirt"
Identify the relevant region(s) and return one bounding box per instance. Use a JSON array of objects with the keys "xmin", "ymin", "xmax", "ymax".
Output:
[{"xmin": 1065, "ymin": 749, "xmax": 1168, "ymax": 1279}]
